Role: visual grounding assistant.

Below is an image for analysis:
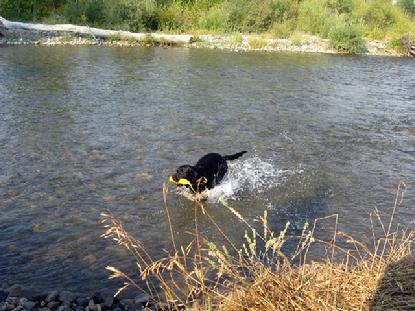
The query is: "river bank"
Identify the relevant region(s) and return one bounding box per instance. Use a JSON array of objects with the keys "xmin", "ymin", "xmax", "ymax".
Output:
[
  {"xmin": 0, "ymin": 17, "xmax": 409, "ymax": 57},
  {"xmin": 0, "ymin": 283, "xmax": 164, "ymax": 311},
  {"xmin": 0, "ymin": 31, "xmax": 406, "ymax": 57}
]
